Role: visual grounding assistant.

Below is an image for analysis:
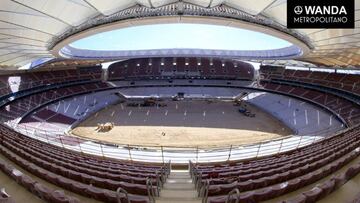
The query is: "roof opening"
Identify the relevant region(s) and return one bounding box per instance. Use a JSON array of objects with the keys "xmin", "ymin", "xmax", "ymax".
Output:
[{"xmin": 70, "ymin": 23, "xmax": 292, "ymax": 51}]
